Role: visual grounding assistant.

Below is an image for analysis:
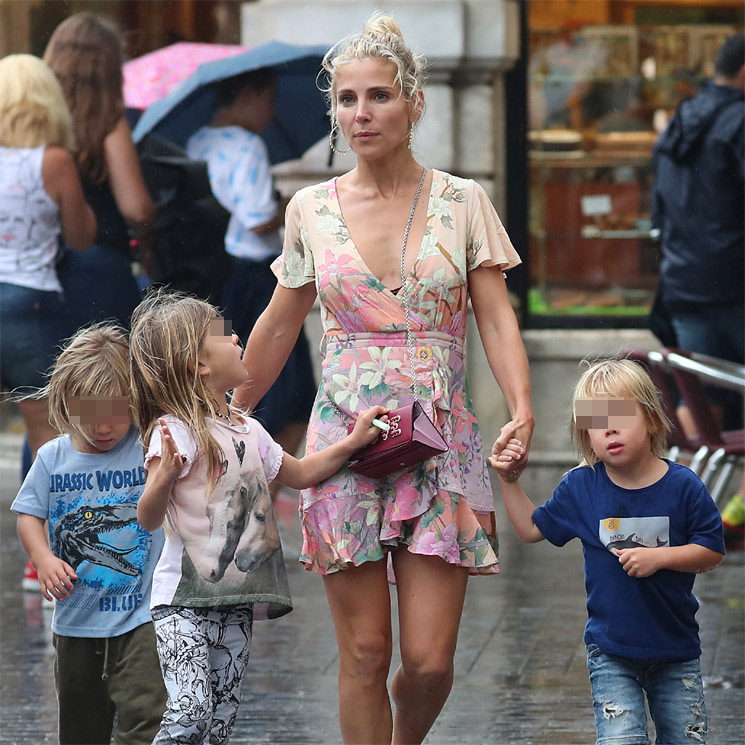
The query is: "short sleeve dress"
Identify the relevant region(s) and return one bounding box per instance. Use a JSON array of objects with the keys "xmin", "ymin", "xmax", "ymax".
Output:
[{"xmin": 273, "ymin": 169, "xmax": 521, "ymax": 576}]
